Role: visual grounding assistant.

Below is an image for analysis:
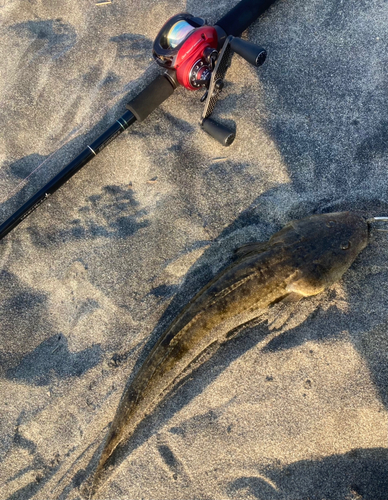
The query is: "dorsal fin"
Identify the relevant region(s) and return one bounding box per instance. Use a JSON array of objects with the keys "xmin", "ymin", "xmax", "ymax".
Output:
[{"xmin": 234, "ymin": 241, "xmax": 269, "ymax": 259}]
